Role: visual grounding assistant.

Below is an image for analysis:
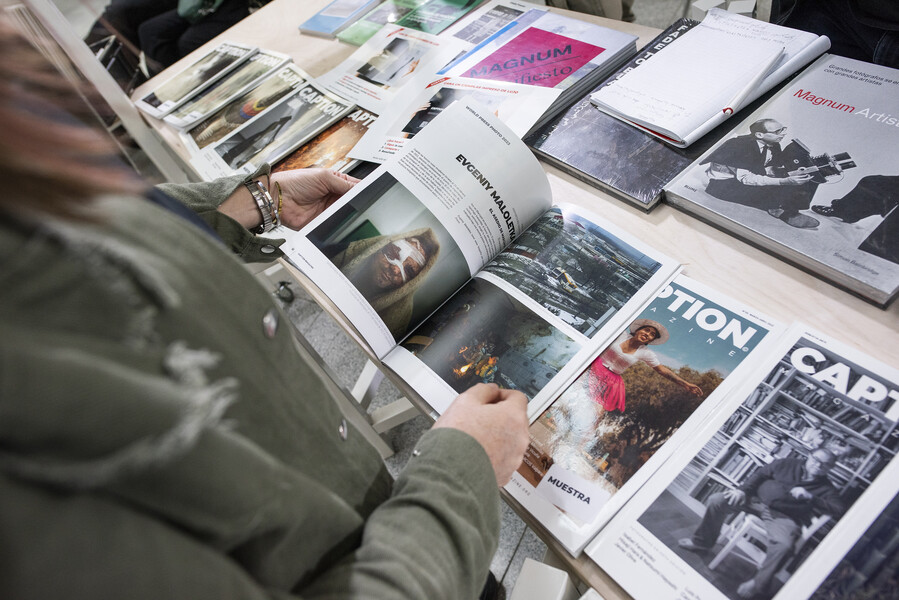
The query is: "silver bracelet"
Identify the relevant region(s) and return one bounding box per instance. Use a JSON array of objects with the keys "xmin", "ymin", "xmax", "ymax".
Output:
[{"xmin": 245, "ymin": 179, "xmax": 277, "ymax": 234}]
